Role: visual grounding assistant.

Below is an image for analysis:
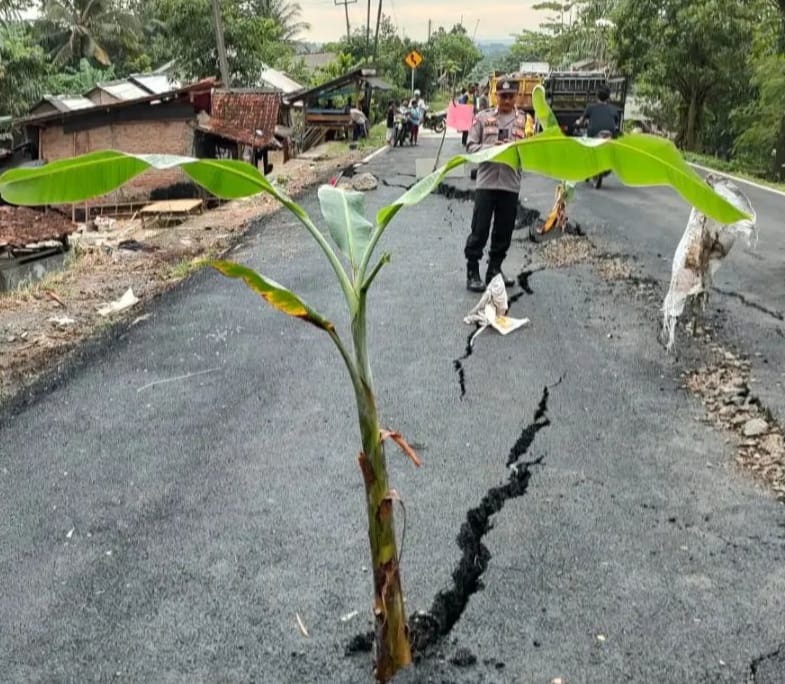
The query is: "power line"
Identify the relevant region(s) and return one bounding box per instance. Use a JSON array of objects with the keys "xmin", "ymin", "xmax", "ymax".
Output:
[{"xmin": 334, "ymin": 0, "xmax": 357, "ymax": 42}]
